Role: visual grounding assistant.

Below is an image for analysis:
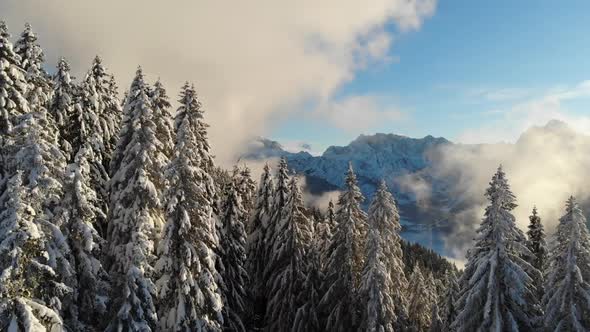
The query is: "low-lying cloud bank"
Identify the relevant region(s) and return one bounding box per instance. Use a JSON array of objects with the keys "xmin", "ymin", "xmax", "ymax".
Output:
[{"xmin": 426, "ymin": 120, "xmax": 590, "ymax": 258}]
